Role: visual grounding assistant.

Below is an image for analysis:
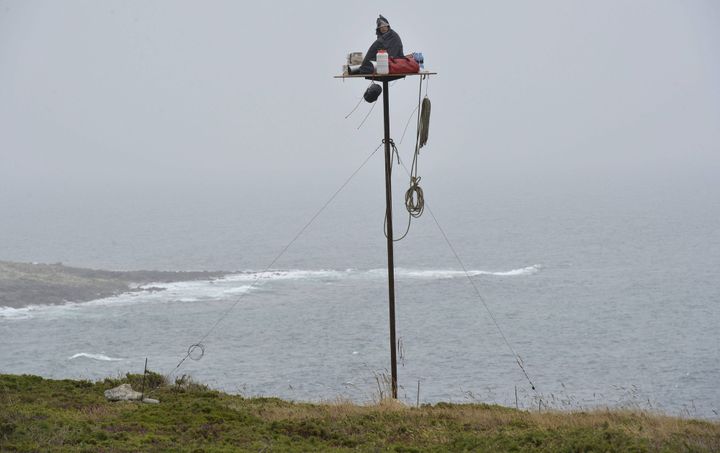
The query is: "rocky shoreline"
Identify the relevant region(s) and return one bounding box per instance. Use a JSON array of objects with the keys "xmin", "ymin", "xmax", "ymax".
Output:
[{"xmin": 0, "ymin": 260, "xmax": 228, "ymax": 309}]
